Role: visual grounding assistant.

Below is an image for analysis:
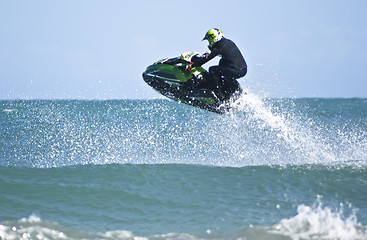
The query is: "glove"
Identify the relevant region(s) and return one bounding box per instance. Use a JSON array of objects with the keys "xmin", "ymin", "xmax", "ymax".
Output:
[{"xmin": 186, "ymin": 63, "xmax": 192, "ymax": 71}]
